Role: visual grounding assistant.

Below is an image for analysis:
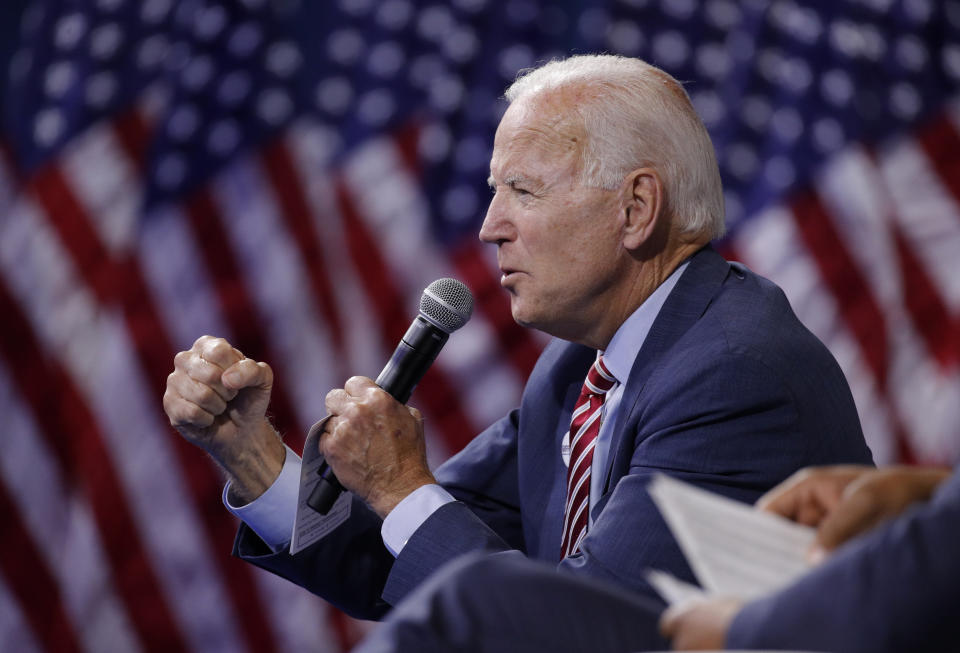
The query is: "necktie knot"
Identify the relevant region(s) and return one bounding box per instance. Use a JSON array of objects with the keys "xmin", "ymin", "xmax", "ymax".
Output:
[{"xmin": 583, "ymin": 356, "xmax": 616, "ymax": 397}]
